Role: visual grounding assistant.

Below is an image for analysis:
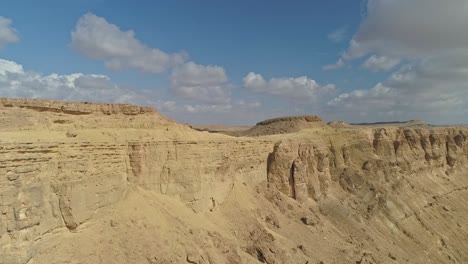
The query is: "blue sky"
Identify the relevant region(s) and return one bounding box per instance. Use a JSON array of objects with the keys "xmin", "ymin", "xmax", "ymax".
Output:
[{"xmin": 1, "ymin": 0, "xmax": 468, "ymax": 124}]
